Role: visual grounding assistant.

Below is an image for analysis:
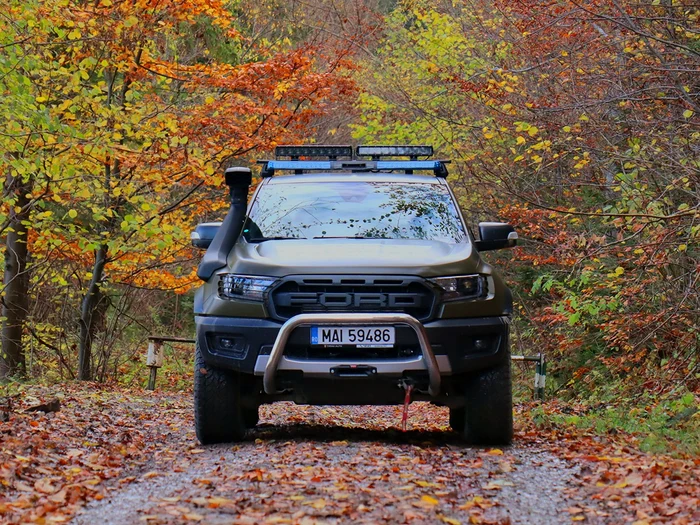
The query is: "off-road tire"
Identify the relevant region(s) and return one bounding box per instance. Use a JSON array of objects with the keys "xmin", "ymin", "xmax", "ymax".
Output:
[
  {"xmin": 455, "ymin": 359, "xmax": 513, "ymax": 445},
  {"xmin": 242, "ymin": 407, "xmax": 260, "ymax": 428},
  {"xmin": 194, "ymin": 343, "xmax": 247, "ymax": 444}
]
